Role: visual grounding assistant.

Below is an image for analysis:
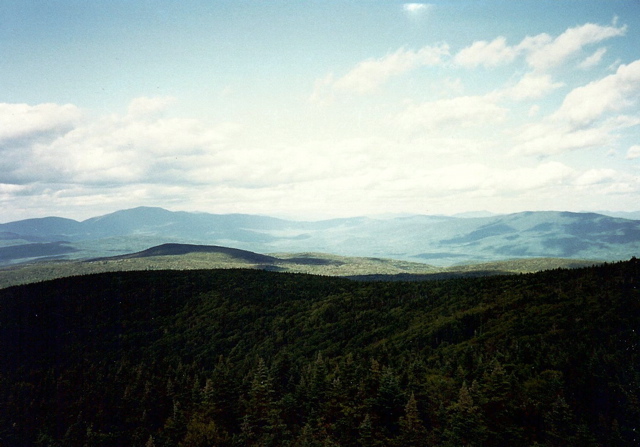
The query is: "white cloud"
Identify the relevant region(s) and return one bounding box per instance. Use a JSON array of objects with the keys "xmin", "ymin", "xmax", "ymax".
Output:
[
  {"xmin": 578, "ymin": 47, "xmax": 607, "ymax": 69},
  {"xmin": 553, "ymin": 59, "xmax": 640, "ymax": 127},
  {"xmin": 511, "ymin": 114, "xmax": 640, "ymax": 157},
  {"xmin": 528, "ymin": 105, "xmax": 541, "ymax": 117},
  {"xmin": 336, "ymin": 45, "xmax": 449, "ymax": 93},
  {"xmin": 442, "ymin": 77, "xmax": 464, "ymax": 96},
  {"xmin": 509, "ymin": 162, "xmax": 575, "ymax": 190},
  {"xmin": 455, "ymin": 36, "xmax": 519, "ymax": 68},
  {"xmin": 413, "ymin": 162, "xmax": 636, "ymax": 204},
  {"xmin": 524, "ymin": 22, "xmax": 626, "ymax": 71},
  {"xmin": 0, "ymin": 183, "xmax": 27, "ymax": 196},
  {"xmin": 312, "ymin": 20, "xmax": 626, "ymax": 108},
  {"xmin": 0, "ymin": 98, "xmax": 242, "ymax": 186},
  {"xmin": 311, "ymin": 44, "xmax": 449, "ymax": 100},
  {"xmin": 627, "ymin": 145, "xmax": 640, "ymax": 159},
  {"xmin": 127, "ymin": 96, "xmax": 176, "ymax": 117},
  {"xmin": 309, "ymin": 74, "xmax": 336, "ymax": 105},
  {"xmin": 3, "ymin": 18, "xmax": 639, "ymax": 220},
  {"xmin": 0, "ymin": 102, "xmax": 82, "ymax": 144},
  {"xmin": 454, "ymin": 22, "xmax": 625, "ymax": 72},
  {"xmin": 503, "ymin": 73, "xmax": 564, "ymax": 100},
  {"xmin": 396, "ymin": 95, "xmax": 507, "ymax": 131},
  {"xmin": 386, "ymin": 161, "xmax": 576, "ymax": 198},
  {"xmin": 508, "ymin": 60, "xmax": 640, "ymax": 157},
  {"xmin": 512, "ymin": 121, "xmax": 611, "ymax": 156},
  {"xmin": 575, "ymin": 168, "xmax": 618, "ymax": 186}
]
